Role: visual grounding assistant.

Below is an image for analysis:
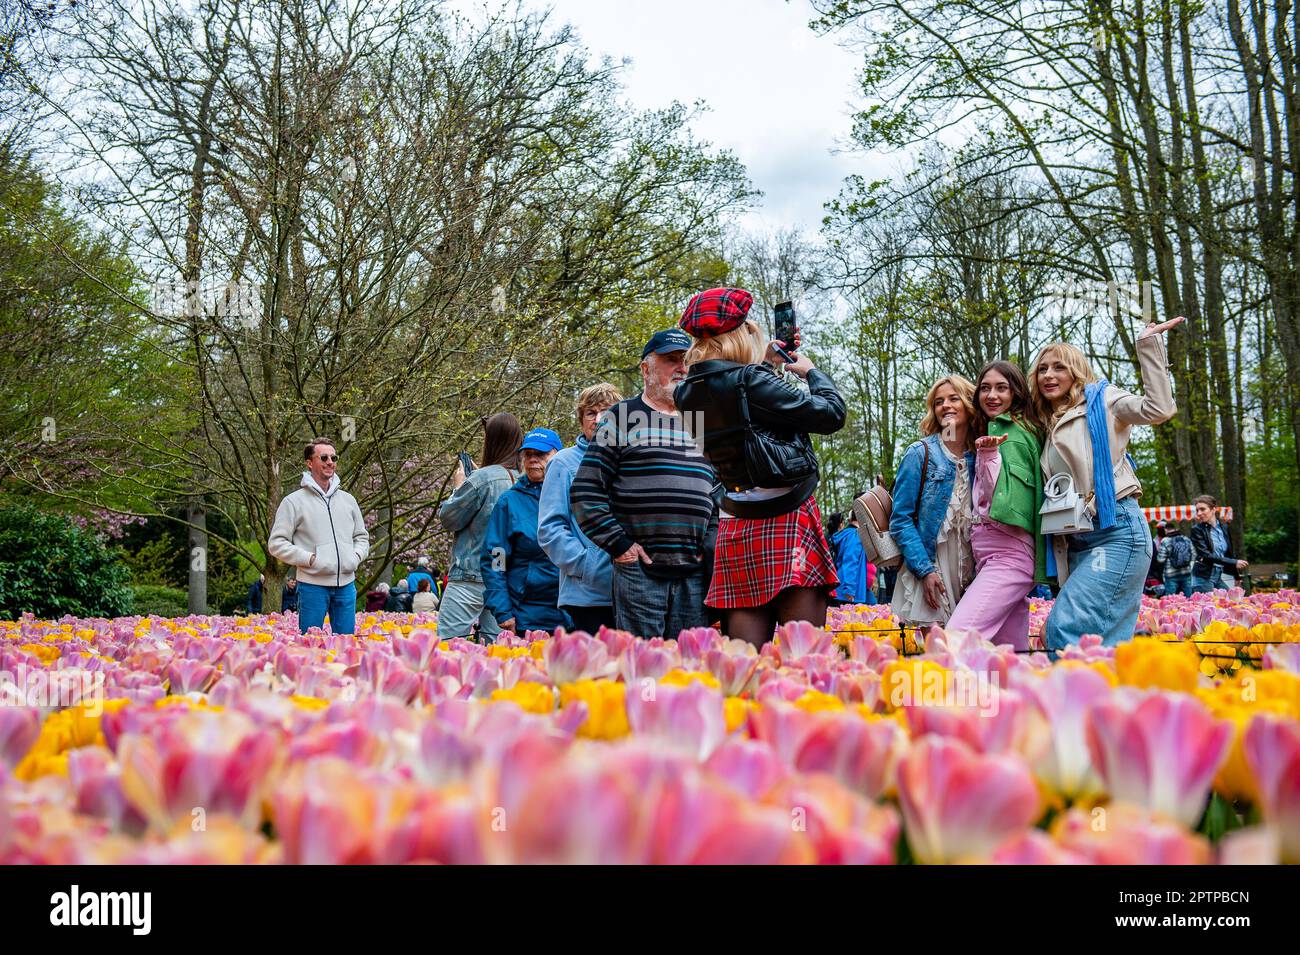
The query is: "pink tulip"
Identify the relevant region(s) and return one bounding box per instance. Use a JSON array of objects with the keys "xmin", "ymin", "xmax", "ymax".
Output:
[
  {"xmin": 704, "ymin": 739, "xmax": 789, "ymax": 799},
  {"xmin": 1013, "ymin": 665, "xmax": 1112, "ymax": 800},
  {"xmin": 991, "ymin": 830, "xmax": 1088, "ymax": 864},
  {"xmin": 625, "ymin": 680, "xmax": 729, "ymax": 760},
  {"xmin": 1243, "ymin": 714, "xmax": 1300, "ymax": 863},
  {"xmin": 1086, "ymin": 689, "xmax": 1232, "ymax": 827},
  {"xmin": 392, "ymin": 628, "xmax": 440, "ymax": 672},
  {"xmin": 765, "ymin": 776, "xmax": 899, "ymax": 864},
  {"xmin": 846, "ymin": 634, "xmax": 898, "ymax": 671},
  {"xmin": 1051, "ymin": 804, "xmax": 1212, "ymax": 864},
  {"xmin": 543, "ymin": 631, "xmax": 613, "ymax": 685},
  {"xmin": 703, "ymin": 649, "xmax": 761, "ymax": 697},
  {"xmin": 0, "ymin": 706, "xmax": 40, "ymax": 770},
  {"xmin": 1263, "ymin": 644, "xmax": 1300, "ymax": 674},
  {"xmin": 645, "ymin": 773, "xmax": 812, "ymax": 864},
  {"xmin": 273, "ymin": 757, "xmax": 381, "ymax": 864},
  {"xmin": 895, "ymin": 736, "xmax": 1041, "ymax": 863},
  {"xmin": 619, "ymin": 638, "xmax": 679, "ymax": 685},
  {"xmin": 905, "ymin": 687, "xmax": 1049, "ymax": 763},
  {"xmin": 164, "ymin": 658, "xmax": 217, "ymax": 695},
  {"xmin": 507, "ymin": 761, "xmax": 644, "ymax": 863},
  {"xmin": 750, "ymin": 704, "xmax": 905, "ymax": 800},
  {"xmin": 774, "ymin": 620, "xmax": 833, "ymax": 661}
]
